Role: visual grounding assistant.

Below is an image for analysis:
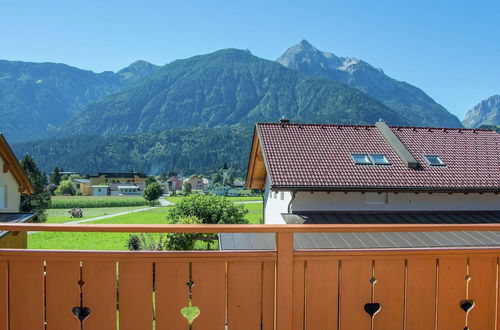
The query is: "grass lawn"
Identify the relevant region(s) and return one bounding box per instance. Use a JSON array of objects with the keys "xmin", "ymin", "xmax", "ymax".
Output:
[
  {"xmin": 245, "ymin": 202, "xmax": 263, "ymax": 224},
  {"xmin": 29, "ymin": 203, "xmax": 263, "ymax": 250},
  {"xmin": 46, "ymin": 206, "xmax": 150, "ymax": 223}
]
